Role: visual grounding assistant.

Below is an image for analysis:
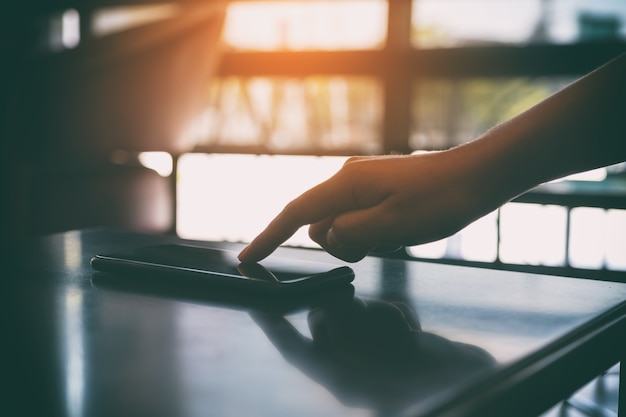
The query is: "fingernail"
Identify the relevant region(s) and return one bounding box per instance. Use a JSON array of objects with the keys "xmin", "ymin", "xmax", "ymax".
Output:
[{"xmin": 326, "ymin": 228, "xmax": 341, "ymax": 248}]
